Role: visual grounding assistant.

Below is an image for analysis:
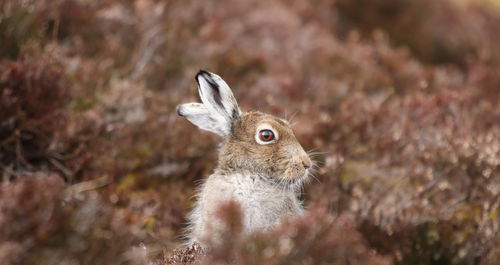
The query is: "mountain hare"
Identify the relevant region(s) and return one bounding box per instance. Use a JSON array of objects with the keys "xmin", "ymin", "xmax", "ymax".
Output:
[{"xmin": 177, "ymin": 71, "xmax": 313, "ymax": 246}]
